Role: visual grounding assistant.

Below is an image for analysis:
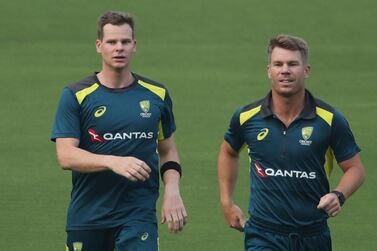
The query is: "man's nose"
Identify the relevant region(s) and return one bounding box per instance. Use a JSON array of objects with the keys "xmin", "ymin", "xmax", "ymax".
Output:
[
  {"xmin": 115, "ymin": 42, "xmax": 124, "ymax": 50},
  {"xmin": 281, "ymin": 64, "xmax": 290, "ymax": 74}
]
